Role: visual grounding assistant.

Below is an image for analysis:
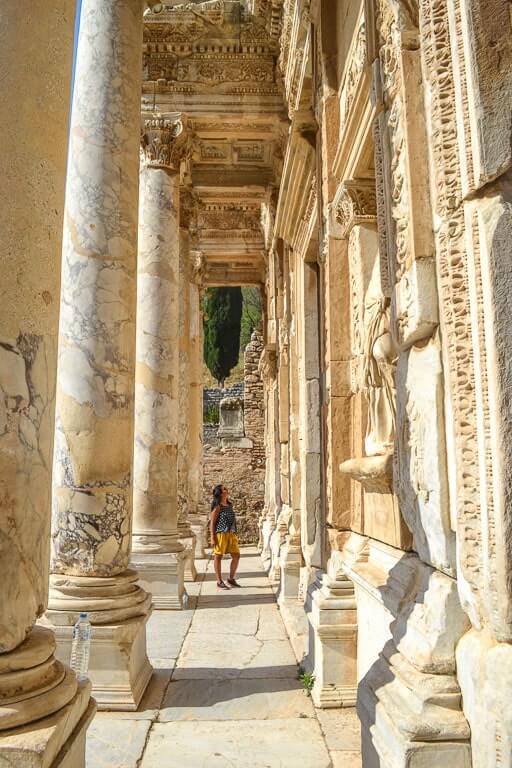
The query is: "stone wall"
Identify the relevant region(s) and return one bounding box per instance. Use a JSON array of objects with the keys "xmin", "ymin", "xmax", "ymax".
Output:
[
  {"xmin": 203, "ymin": 330, "xmax": 265, "ymax": 544},
  {"xmin": 203, "ymin": 383, "xmax": 244, "ymax": 414}
]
